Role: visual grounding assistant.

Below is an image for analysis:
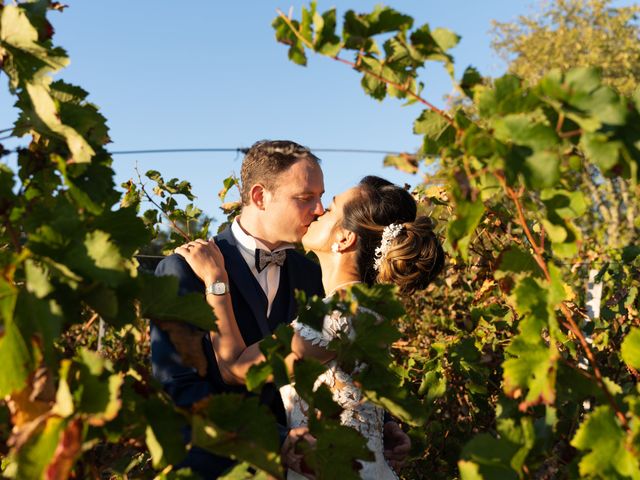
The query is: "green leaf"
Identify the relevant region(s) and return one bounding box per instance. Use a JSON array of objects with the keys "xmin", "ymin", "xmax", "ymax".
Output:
[
  {"xmin": 418, "ymin": 369, "xmax": 447, "ymax": 402},
  {"xmin": 477, "ymin": 75, "xmax": 537, "ymax": 118},
  {"xmin": 75, "ymin": 350, "xmax": 124, "ymax": 424},
  {"xmin": 66, "ymin": 229, "xmax": 135, "ymax": 287},
  {"xmin": 383, "ymin": 153, "xmax": 418, "ymax": 174},
  {"xmin": 505, "ymin": 148, "xmax": 561, "ymax": 189},
  {"xmin": 218, "ymin": 462, "xmax": 271, "ymax": 480},
  {"xmin": 571, "ymin": 406, "xmax": 640, "ymax": 479},
  {"xmin": 493, "ymin": 112, "xmax": 558, "ymax": 150},
  {"xmin": 414, "ymin": 109, "xmax": 456, "ymax": 155},
  {"xmin": 14, "ymin": 290, "xmax": 63, "ymax": 367},
  {"xmin": 495, "ymin": 247, "xmax": 541, "ymax": 279},
  {"xmin": 138, "ymin": 274, "xmax": 217, "ymax": 331},
  {"xmin": 293, "ymin": 358, "xmax": 327, "ymax": 403},
  {"xmin": 359, "ymin": 56, "xmax": 387, "ymax": 100},
  {"xmin": 15, "ymin": 416, "xmax": 67, "ymax": 480},
  {"xmin": 25, "ymin": 259, "xmax": 53, "ymax": 298},
  {"xmin": 25, "ymin": 81, "xmax": 94, "ymax": 163},
  {"xmin": 272, "ymin": 16, "xmax": 307, "ymax": 66},
  {"xmin": 144, "ymin": 396, "xmax": 187, "ymax": 469},
  {"xmin": 246, "ymin": 360, "xmax": 275, "ymax": 393},
  {"xmin": 503, "ymin": 334, "xmax": 557, "ymax": 408},
  {"xmin": 0, "ymin": 5, "xmax": 69, "ymax": 87},
  {"xmin": 191, "ymin": 394, "xmax": 282, "ymax": 478},
  {"xmin": 431, "ymin": 28, "xmax": 460, "ymax": 51},
  {"xmin": 310, "ymin": 421, "xmax": 373, "ymax": 480},
  {"xmin": 0, "ymin": 316, "xmax": 33, "ymax": 397},
  {"xmin": 541, "ymin": 189, "xmax": 587, "ymax": 219},
  {"xmin": 94, "ymin": 207, "xmax": 151, "ymax": 258},
  {"xmin": 313, "ymin": 8, "xmax": 341, "ymax": 56},
  {"xmin": 621, "ymin": 328, "xmax": 640, "ymax": 370},
  {"xmin": 460, "ymin": 66, "xmax": 483, "ymax": 97},
  {"xmin": 580, "ymin": 131, "xmax": 624, "ymax": 173},
  {"xmin": 459, "ymin": 434, "xmax": 520, "ymax": 480},
  {"xmin": 448, "ymin": 198, "xmax": 485, "ymax": 260}
]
